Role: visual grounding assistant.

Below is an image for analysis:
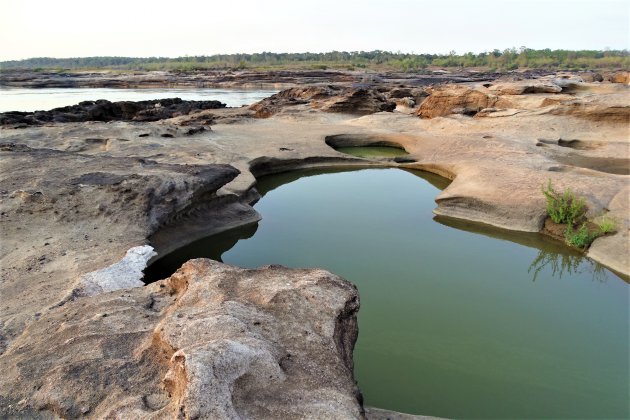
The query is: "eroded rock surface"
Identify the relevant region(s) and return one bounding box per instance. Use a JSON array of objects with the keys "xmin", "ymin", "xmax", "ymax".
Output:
[
  {"xmin": 488, "ymin": 79, "xmax": 563, "ymax": 95},
  {"xmin": 0, "ymin": 142, "xmax": 241, "ymax": 346},
  {"xmin": 416, "ymin": 84, "xmax": 503, "ymax": 118},
  {"xmin": 250, "ymin": 86, "xmax": 395, "ymax": 117},
  {"xmin": 1, "ymin": 70, "xmax": 629, "ymax": 419},
  {"xmin": 0, "ymin": 260, "xmax": 362, "ymax": 419}
]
